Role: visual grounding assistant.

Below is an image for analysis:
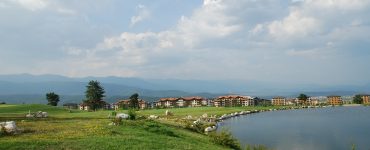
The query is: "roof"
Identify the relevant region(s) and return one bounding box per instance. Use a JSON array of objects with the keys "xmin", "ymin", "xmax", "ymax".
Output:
[
  {"xmin": 115, "ymin": 99, "xmax": 146, "ymax": 105},
  {"xmin": 217, "ymin": 95, "xmax": 250, "ymax": 99},
  {"xmin": 159, "ymin": 97, "xmax": 180, "ymax": 101},
  {"xmin": 272, "ymin": 96, "xmax": 286, "ymax": 99},
  {"xmin": 183, "ymin": 96, "xmax": 205, "ymax": 101}
]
